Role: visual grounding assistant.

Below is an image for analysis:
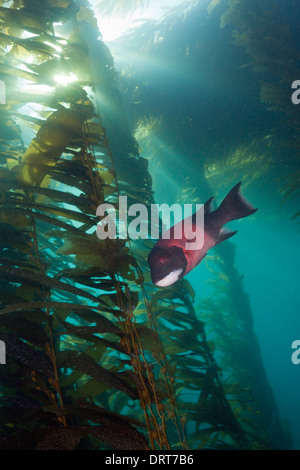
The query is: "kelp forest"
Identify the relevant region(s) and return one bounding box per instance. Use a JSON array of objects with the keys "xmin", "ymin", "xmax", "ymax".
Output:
[{"xmin": 0, "ymin": 0, "xmax": 297, "ymax": 450}]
